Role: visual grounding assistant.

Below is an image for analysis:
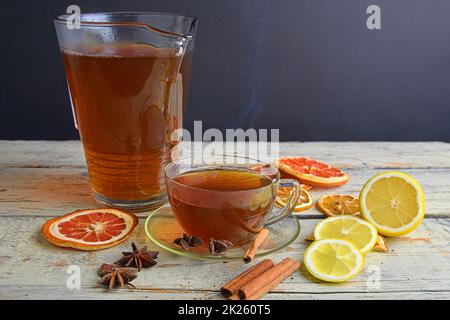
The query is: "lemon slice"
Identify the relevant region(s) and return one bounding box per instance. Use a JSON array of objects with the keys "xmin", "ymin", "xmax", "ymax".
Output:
[
  {"xmin": 313, "ymin": 216, "xmax": 377, "ymax": 254},
  {"xmin": 359, "ymin": 171, "xmax": 425, "ymax": 237},
  {"xmin": 304, "ymin": 239, "xmax": 364, "ymax": 282}
]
